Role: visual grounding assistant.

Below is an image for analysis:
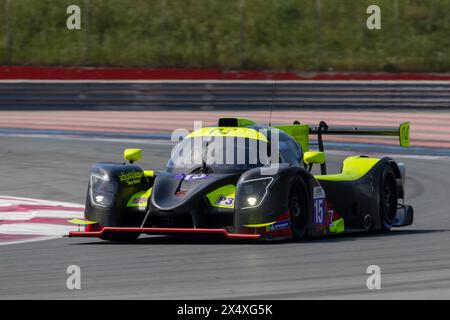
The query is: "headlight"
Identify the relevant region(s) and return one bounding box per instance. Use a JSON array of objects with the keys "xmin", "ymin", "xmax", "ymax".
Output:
[
  {"xmin": 89, "ymin": 173, "xmax": 116, "ymax": 208},
  {"xmin": 238, "ymin": 177, "xmax": 273, "ymax": 209}
]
